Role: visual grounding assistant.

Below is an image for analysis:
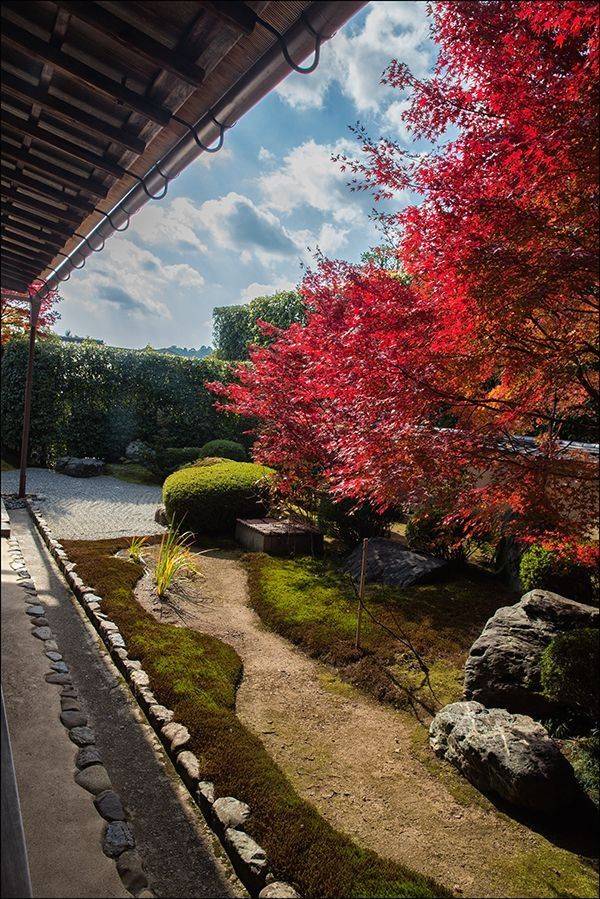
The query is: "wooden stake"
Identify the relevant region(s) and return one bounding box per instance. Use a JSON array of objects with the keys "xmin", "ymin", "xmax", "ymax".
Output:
[
  {"xmin": 18, "ymin": 298, "xmax": 40, "ymax": 499},
  {"xmin": 355, "ymin": 537, "xmax": 369, "ymax": 651}
]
